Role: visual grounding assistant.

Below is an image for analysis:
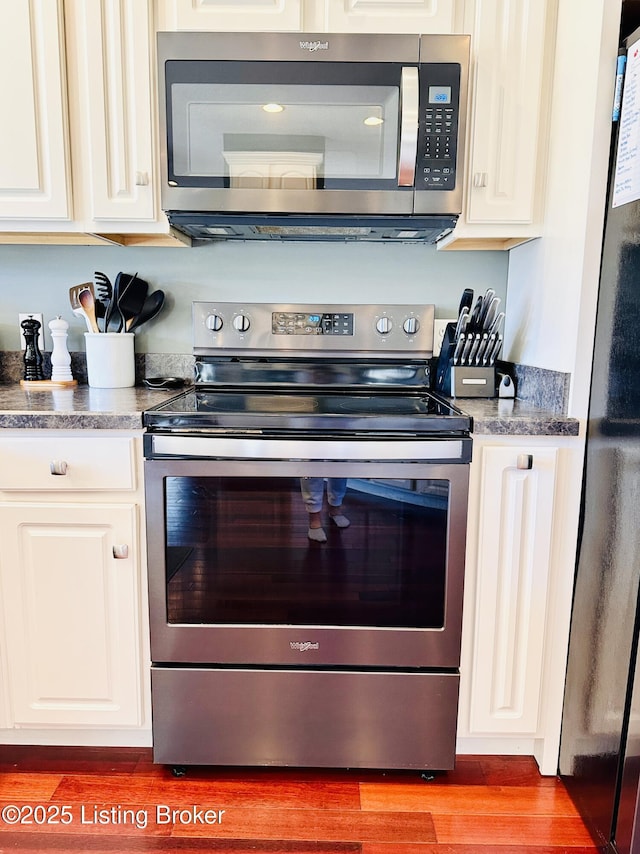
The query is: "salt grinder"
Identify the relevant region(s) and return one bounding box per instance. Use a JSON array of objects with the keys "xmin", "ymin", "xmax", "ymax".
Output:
[
  {"xmin": 49, "ymin": 316, "xmax": 73, "ymax": 382},
  {"xmin": 21, "ymin": 315, "xmax": 45, "ymax": 381}
]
